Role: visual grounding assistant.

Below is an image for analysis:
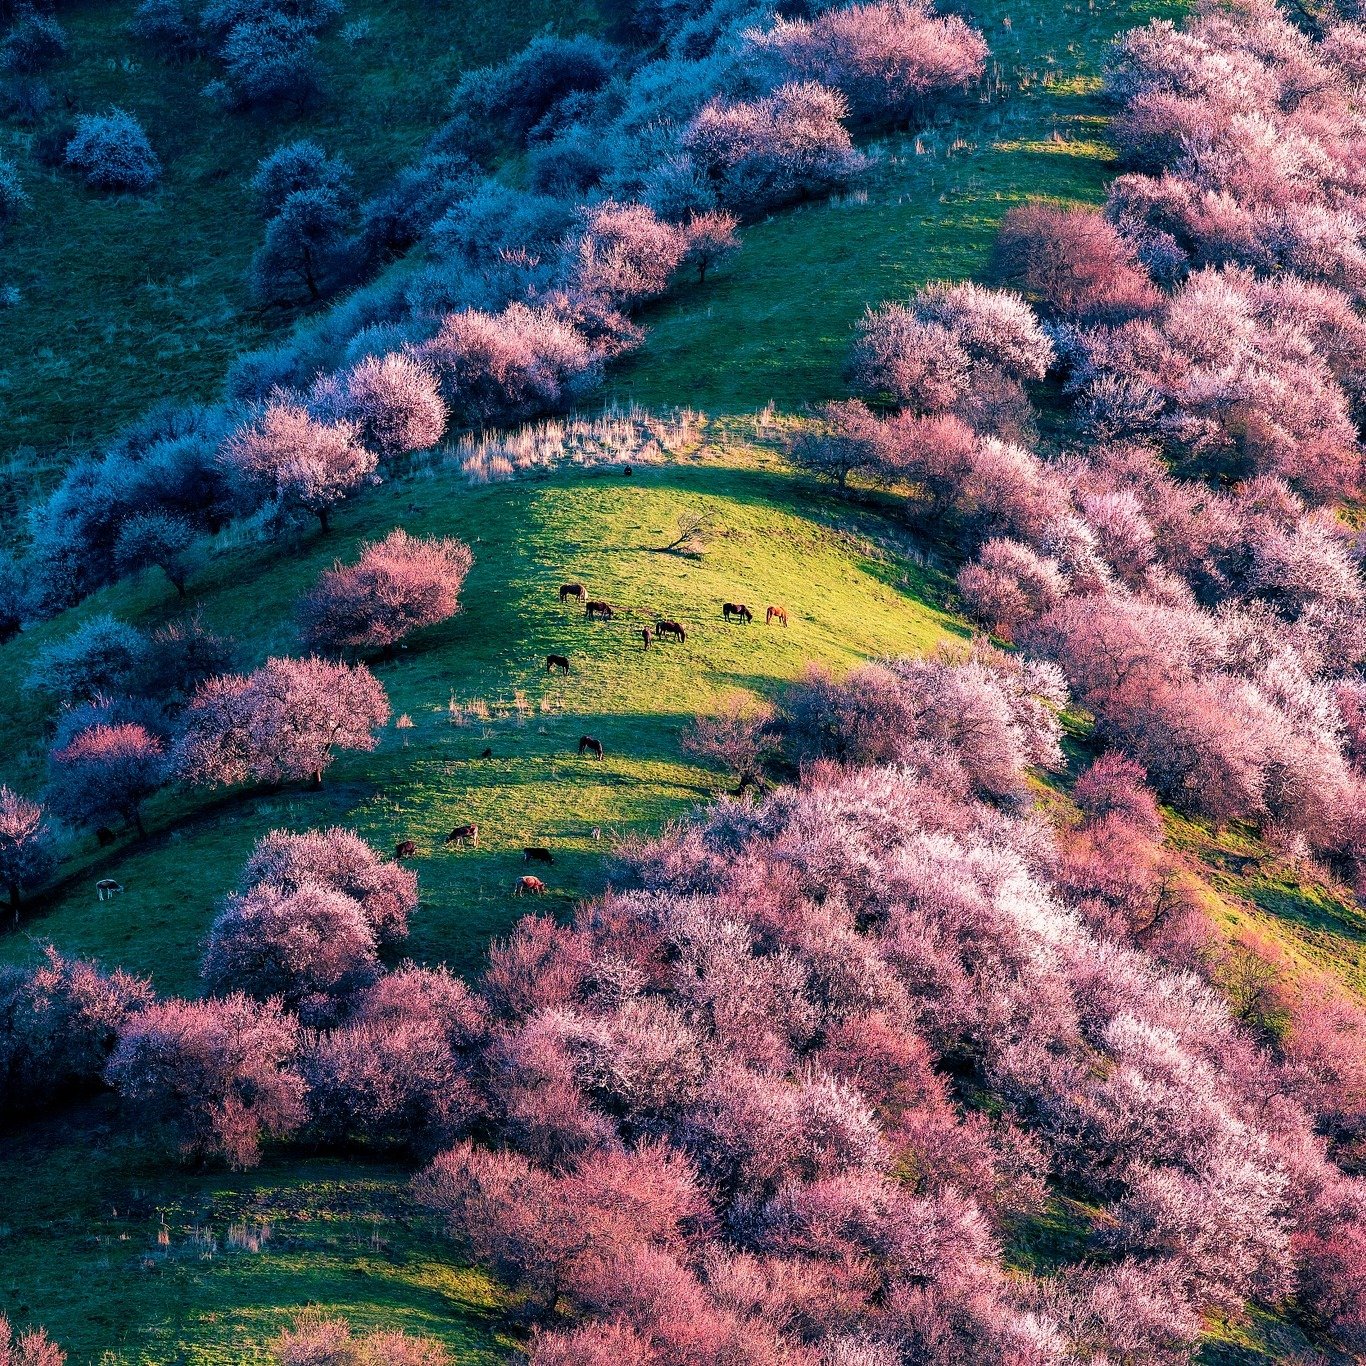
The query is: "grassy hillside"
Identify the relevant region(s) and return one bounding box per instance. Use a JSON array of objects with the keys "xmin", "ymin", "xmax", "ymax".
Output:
[
  {"xmin": 612, "ymin": 0, "xmax": 1184, "ymax": 414},
  {"xmin": 0, "ymin": 423, "xmax": 960, "ymax": 992},
  {"xmin": 0, "ymin": 0, "xmax": 601, "ymax": 496},
  {"xmin": 1, "ymin": 1106, "xmax": 515, "ymax": 1365}
]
